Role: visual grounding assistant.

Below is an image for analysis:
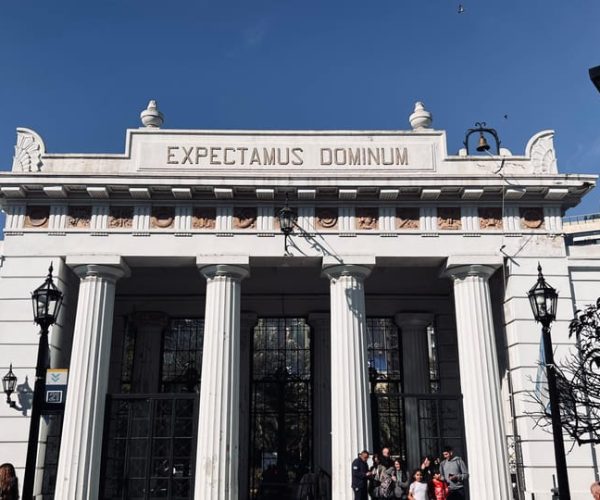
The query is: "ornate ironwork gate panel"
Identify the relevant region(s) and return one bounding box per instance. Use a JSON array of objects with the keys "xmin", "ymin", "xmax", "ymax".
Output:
[
  {"xmin": 101, "ymin": 394, "xmax": 198, "ymax": 500},
  {"xmin": 249, "ymin": 317, "xmax": 312, "ymax": 500}
]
